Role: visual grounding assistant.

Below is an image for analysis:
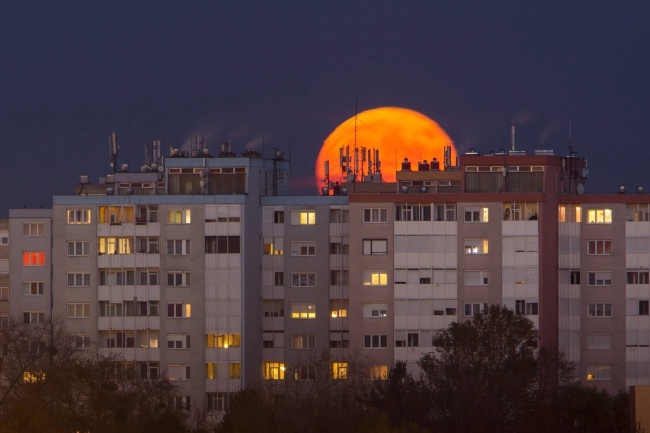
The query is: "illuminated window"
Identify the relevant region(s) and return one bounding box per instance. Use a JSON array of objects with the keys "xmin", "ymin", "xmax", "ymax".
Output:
[
  {"xmin": 503, "ymin": 203, "xmax": 538, "ymax": 221},
  {"xmin": 167, "ymin": 365, "xmax": 191, "ymax": 380},
  {"xmin": 291, "ymin": 241, "xmax": 316, "ymax": 256},
  {"xmin": 263, "ymin": 237, "xmax": 284, "ymax": 255},
  {"xmin": 586, "ymin": 365, "xmax": 612, "ymax": 381},
  {"xmin": 587, "ymin": 240, "xmax": 612, "ymax": 255},
  {"xmin": 167, "ymin": 209, "xmax": 191, "ymax": 224},
  {"xmin": 167, "ymin": 334, "xmax": 191, "ymax": 349},
  {"xmin": 264, "ymin": 362, "xmax": 284, "ymax": 380},
  {"xmin": 67, "ymin": 273, "xmax": 91, "ymax": 287},
  {"xmin": 67, "ymin": 241, "xmax": 90, "ymax": 256},
  {"xmin": 587, "ymin": 303, "xmax": 612, "ymax": 317},
  {"xmin": 291, "ymin": 210, "xmax": 316, "ymax": 225},
  {"xmin": 363, "ymin": 208, "xmax": 387, "ymax": 223},
  {"xmin": 98, "ymin": 206, "xmax": 135, "ymax": 224},
  {"xmin": 67, "ymin": 209, "xmax": 91, "ymax": 224},
  {"xmin": 67, "ymin": 303, "xmax": 91, "ymax": 318},
  {"xmin": 167, "ymin": 303, "xmax": 191, "ymax": 318},
  {"xmin": 363, "ymin": 303, "xmax": 387, "ymax": 318},
  {"xmin": 206, "ymin": 363, "xmax": 218, "ymax": 380},
  {"xmin": 292, "ymin": 366, "xmax": 316, "ymax": 381},
  {"xmin": 587, "ymin": 272, "xmax": 612, "ymax": 286},
  {"xmin": 464, "ymin": 207, "xmax": 489, "ymax": 223},
  {"xmin": 330, "ymin": 300, "xmax": 348, "ymax": 318},
  {"xmin": 167, "ymin": 272, "xmax": 191, "ymax": 287},
  {"xmin": 362, "ymin": 271, "xmax": 388, "ymax": 286},
  {"xmin": 22, "ymin": 252, "xmax": 45, "ymax": 266},
  {"xmin": 363, "ymin": 239, "xmax": 387, "ymax": 255},
  {"xmin": 587, "ymin": 209, "xmax": 612, "ymax": 224},
  {"xmin": 22, "ymin": 222, "xmax": 44, "ymax": 237},
  {"xmin": 291, "ymin": 303, "xmax": 316, "ymax": 319},
  {"xmin": 98, "ymin": 237, "xmax": 134, "ymax": 255},
  {"xmin": 464, "ymin": 303, "xmax": 487, "ymax": 317},
  {"xmin": 464, "ymin": 239, "xmax": 489, "ymax": 254},
  {"xmin": 291, "ymin": 272, "xmax": 316, "ymax": 287},
  {"xmin": 332, "ymin": 362, "xmax": 348, "ymax": 379},
  {"xmin": 166, "ymin": 239, "xmax": 191, "ymax": 255},
  {"xmin": 206, "ymin": 333, "xmax": 240, "ymax": 348},
  {"xmin": 291, "ymin": 334, "xmax": 315, "ymax": 350},
  {"xmin": 363, "ymin": 334, "xmax": 388, "ymax": 349},
  {"xmin": 363, "ymin": 365, "xmax": 388, "ymax": 380},
  {"xmin": 23, "ymin": 311, "xmax": 45, "ymax": 325}
]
